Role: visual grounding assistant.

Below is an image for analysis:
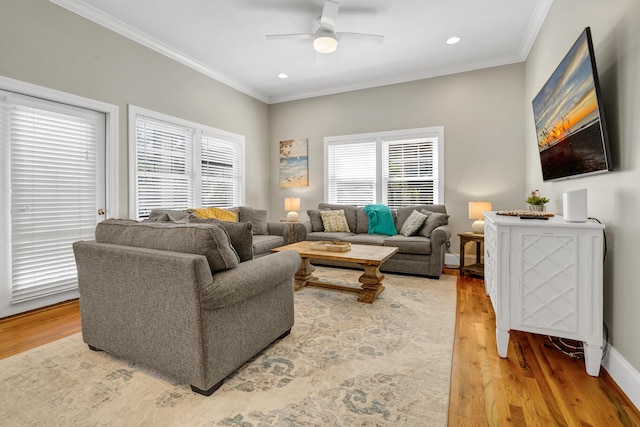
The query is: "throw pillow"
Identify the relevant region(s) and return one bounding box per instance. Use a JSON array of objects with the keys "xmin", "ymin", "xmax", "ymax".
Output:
[
  {"xmin": 192, "ymin": 207, "xmax": 237, "ymax": 222},
  {"xmin": 398, "ymin": 209, "xmax": 429, "ymax": 236},
  {"xmin": 95, "ymin": 219, "xmax": 240, "ymax": 273},
  {"xmin": 147, "ymin": 209, "xmax": 193, "ymax": 222},
  {"xmin": 419, "ymin": 210, "xmax": 450, "ymax": 237},
  {"xmin": 189, "ymin": 217, "xmax": 254, "ymax": 262},
  {"xmin": 307, "ymin": 208, "xmax": 329, "ymax": 232},
  {"xmin": 146, "ymin": 212, "xmax": 191, "ymax": 223},
  {"xmin": 238, "ymin": 206, "xmax": 269, "ymax": 235},
  {"xmin": 363, "ymin": 204, "xmax": 398, "ymax": 236},
  {"xmin": 320, "ymin": 210, "xmax": 351, "ymax": 232}
]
